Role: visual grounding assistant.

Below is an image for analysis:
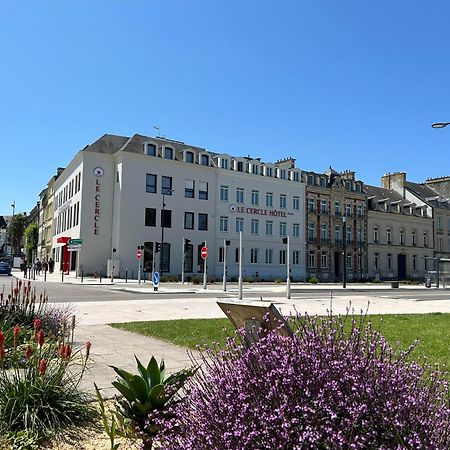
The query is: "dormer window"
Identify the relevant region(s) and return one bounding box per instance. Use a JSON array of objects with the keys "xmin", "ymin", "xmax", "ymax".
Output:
[
  {"xmin": 290, "ymin": 170, "xmax": 300, "ymax": 182},
  {"xmin": 307, "ymin": 175, "xmax": 314, "ymax": 185},
  {"xmin": 164, "ymin": 147, "xmax": 173, "ymax": 159},
  {"xmin": 146, "ymin": 143, "xmax": 156, "ymax": 156},
  {"xmin": 185, "ymin": 151, "xmax": 194, "ymax": 163},
  {"xmin": 345, "ymin": 181, "xmax": 351, "ymax": 191},
  {"xmin": 201, "ymin": 154, "xmax": 209, "ymax": 166},
  {"xmin": 251, "ymin": 164, "xmax": 259, "ymax": 175},
  {"xmin": 265, "ymin": 166, "xmax": 273, "ymax": 177},
  {"xmin": 237, "ymin": 161, "xmax": 243, "ymax": 172},
  {"xmin": 220, "ymin": 158, "xmax": 229, "ymax": 169},
  {"xmin": 319, "ymin": 177, "xmax": 326, "ymax": 187}
]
